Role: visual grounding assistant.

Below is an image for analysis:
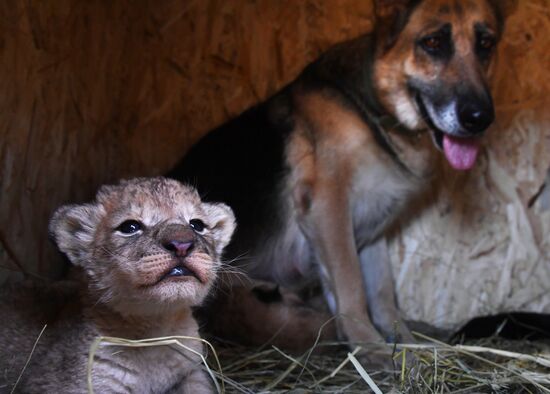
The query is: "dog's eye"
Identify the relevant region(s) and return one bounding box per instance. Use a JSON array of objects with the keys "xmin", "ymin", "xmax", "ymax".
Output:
[
  {"xmin": 419, "ymin": 24, "xmax": 452, "ymax": 58},
  {"xmin": 478, "ymin": 35, "xmax": 496, "ymax": 51},
  {"xmin": 419, "ymin": 33, "xmax": 451, "ymax": 58},
  {"xmin": 116, "ymin": 220, "xmax": 143, "ymax": 235},
  {"xmin": 475, "ymin": 25, "xmax": 497, "ymax": 60},
  {"xmin": 422, "ymin": 36, "xmax": 442, "ymax": 51},
  {"xmin": 189, "ymin": 219, "xmax": 206, "ymax": 233}
]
